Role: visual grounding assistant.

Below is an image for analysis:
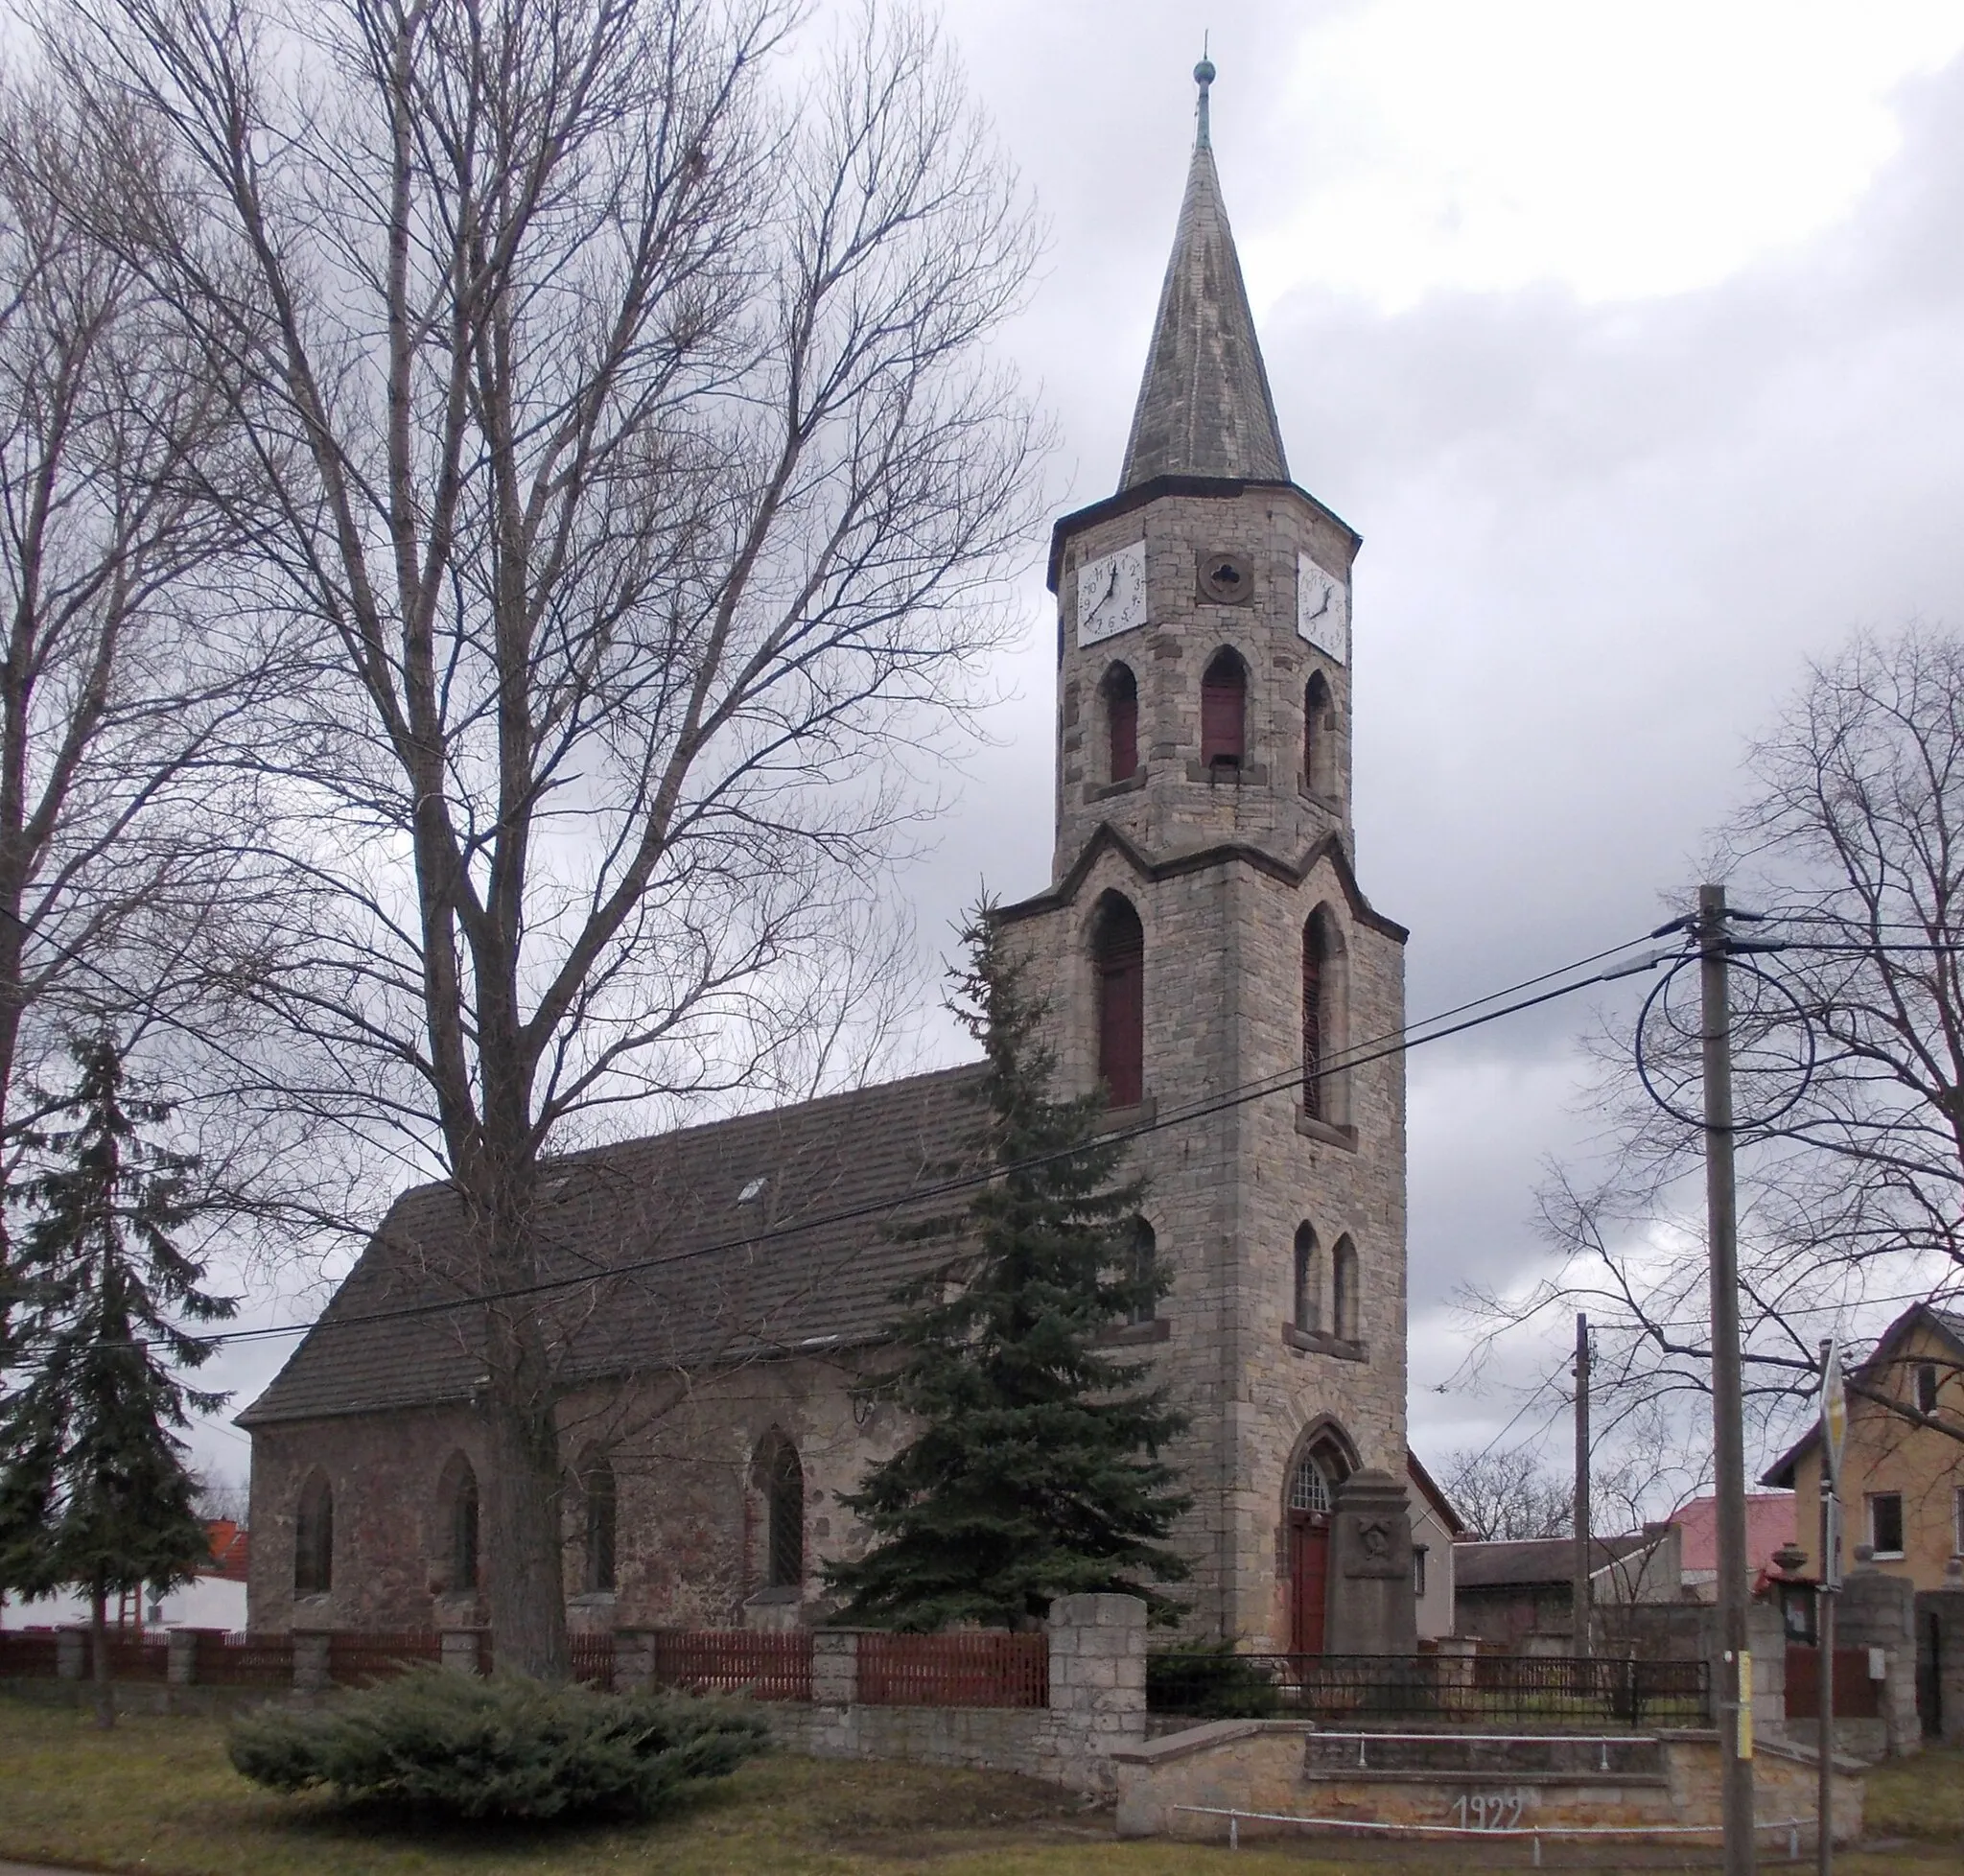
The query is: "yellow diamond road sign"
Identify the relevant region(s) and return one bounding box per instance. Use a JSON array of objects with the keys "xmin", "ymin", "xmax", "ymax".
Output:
[{"xmin": 1822, "ymin": 1340, "xmax": 1847, "ymax": 1489}]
